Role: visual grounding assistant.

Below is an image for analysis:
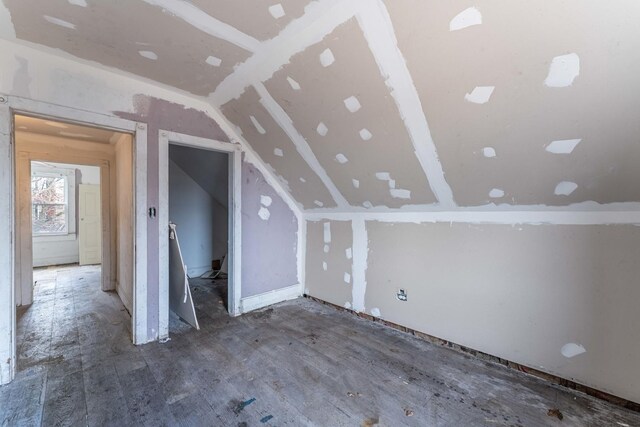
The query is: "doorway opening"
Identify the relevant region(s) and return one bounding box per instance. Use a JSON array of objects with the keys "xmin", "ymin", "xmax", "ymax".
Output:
[{"xmin": 13, "ymin": 114, "xmax": 136, "ymax": 373}]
